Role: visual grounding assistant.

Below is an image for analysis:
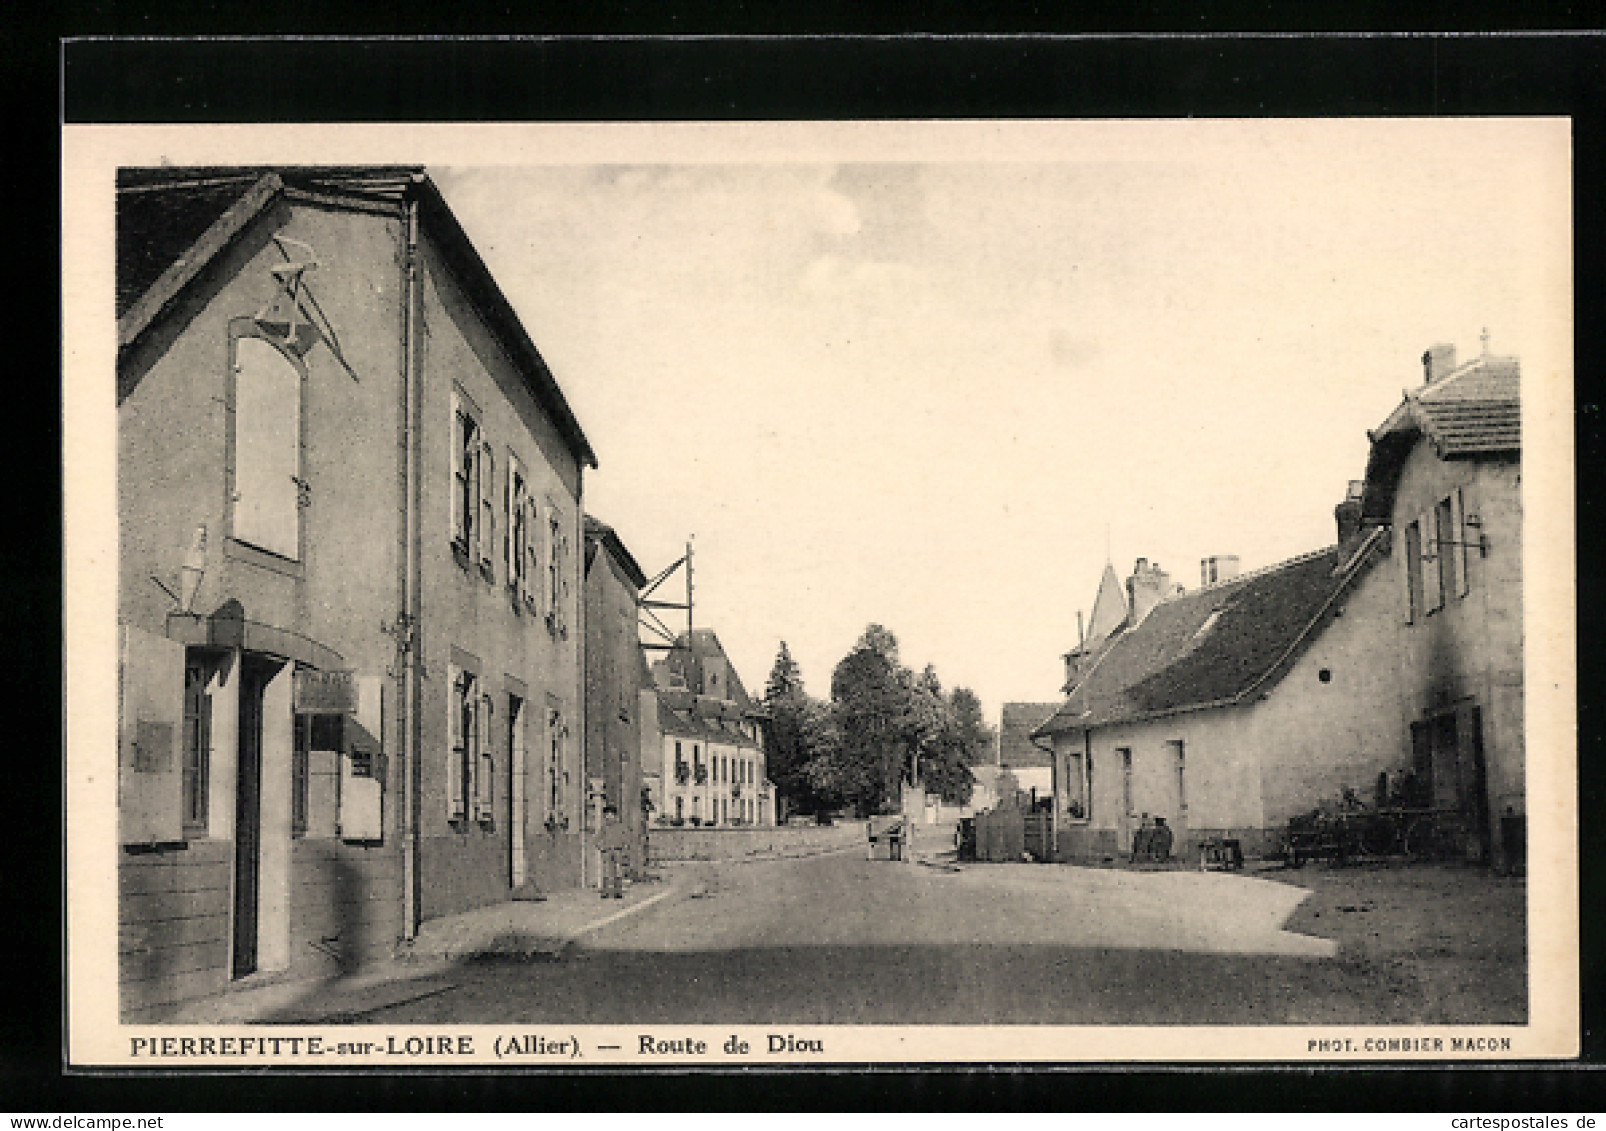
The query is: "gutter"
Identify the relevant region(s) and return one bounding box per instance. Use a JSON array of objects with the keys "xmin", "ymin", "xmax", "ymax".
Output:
[{"xmin": 398, "ymin": 190, "xmax": 423, "ymax": 940}]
